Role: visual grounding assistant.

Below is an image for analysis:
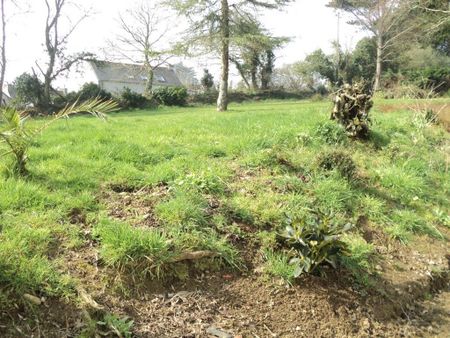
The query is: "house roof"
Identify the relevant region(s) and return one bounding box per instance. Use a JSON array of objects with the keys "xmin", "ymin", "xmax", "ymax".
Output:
[{"xmin": 88, "ymin": 61, "xmax": 182, "ymax": 87}]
